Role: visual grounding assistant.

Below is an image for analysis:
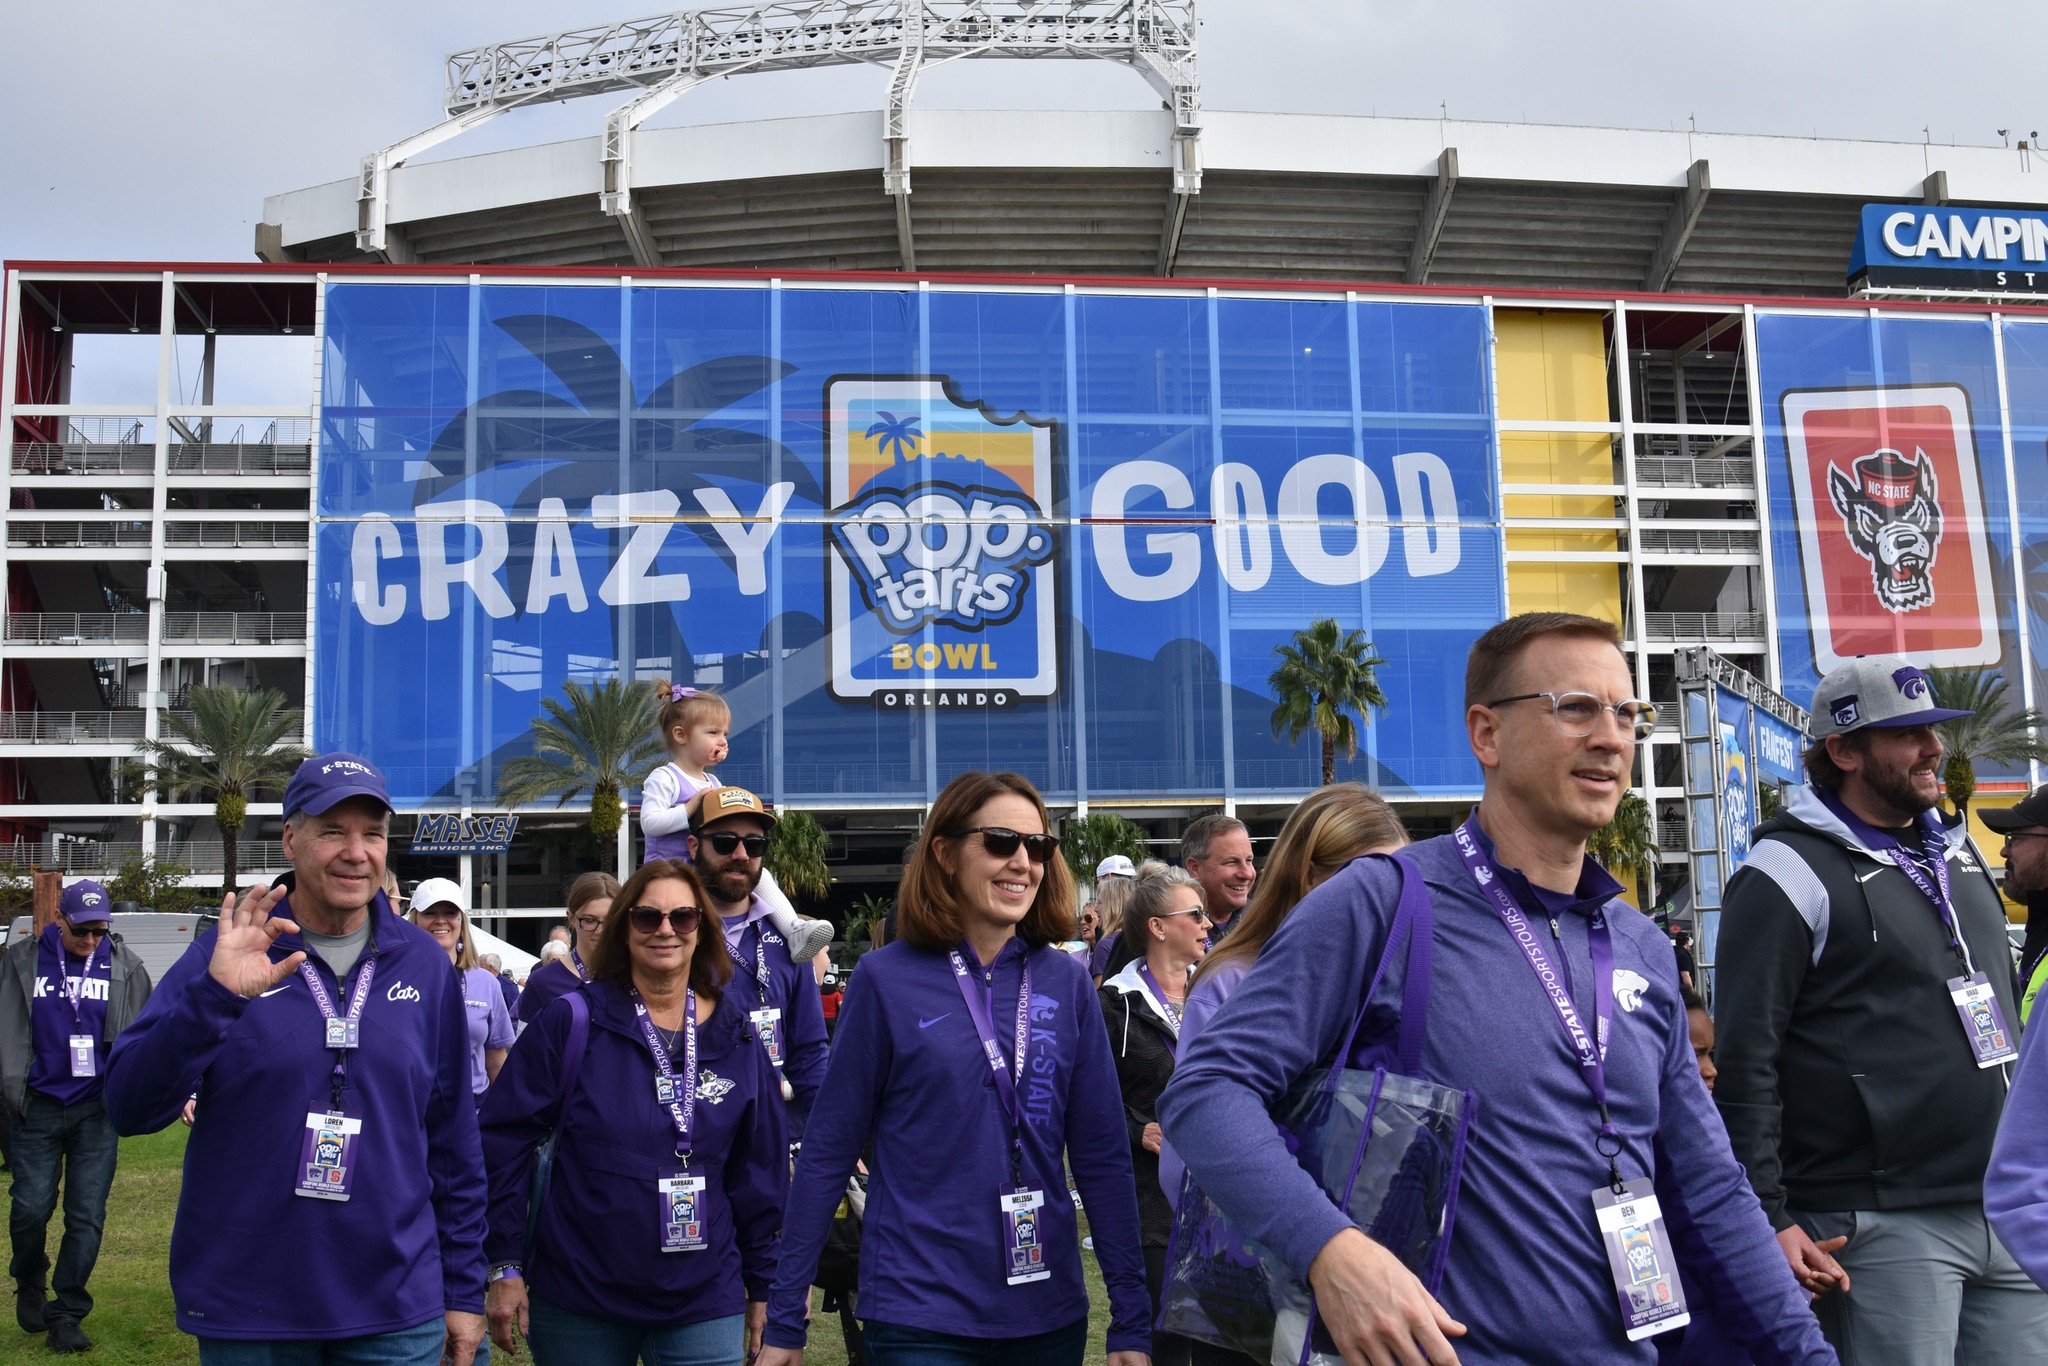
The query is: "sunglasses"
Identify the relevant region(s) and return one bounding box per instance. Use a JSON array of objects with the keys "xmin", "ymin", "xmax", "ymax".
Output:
[
  {"xmin": 627, "ymin": 905, "xmax": 703, "ymax": 935},
  {"xmin": 1161, "ymin": 908, "xmax": 1211, "ymax": 923},
  {"xmin": 63, "ymin": 921, "xmax": 110, "ymax": 939},
  {"xmin": 948, "ymin": 826, "xmax": 1060, "ymax": 864},
  {"xmin": 702, "ymin": 831, "xmax": 769, "ymax": 858}
]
